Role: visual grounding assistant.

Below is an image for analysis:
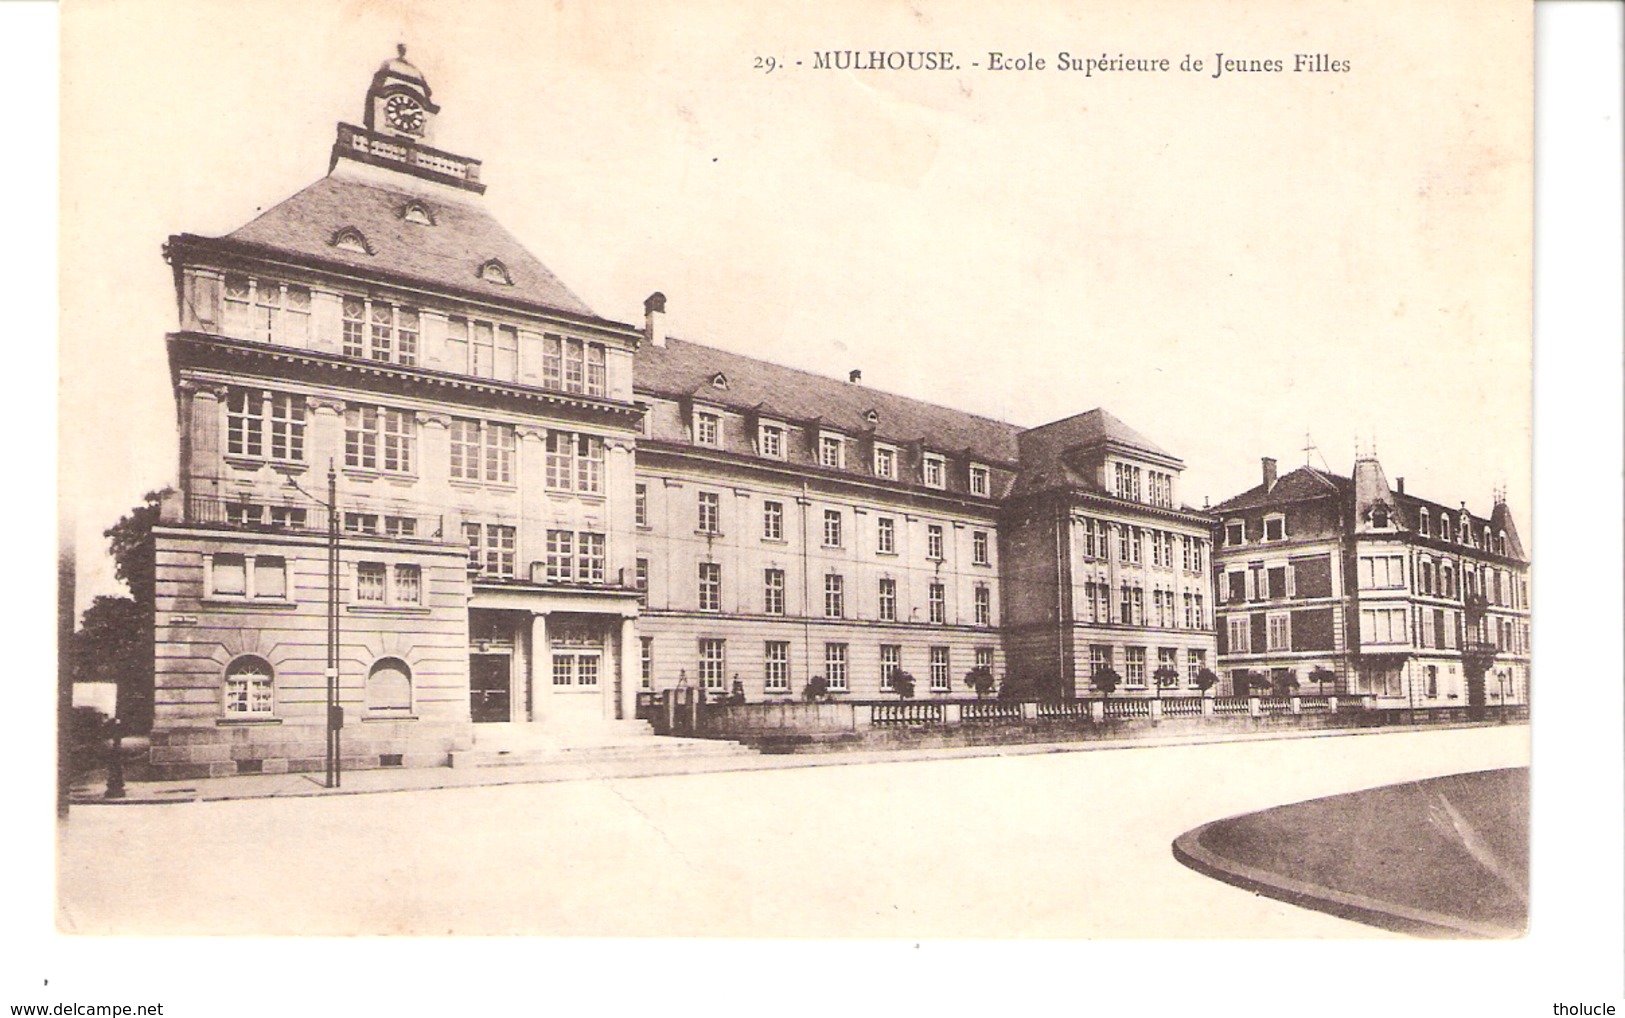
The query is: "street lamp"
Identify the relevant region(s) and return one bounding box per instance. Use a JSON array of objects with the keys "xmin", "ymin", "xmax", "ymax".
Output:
[{"xmin": 289, "ymin": 461, "xmax": 342, "ymax": 788}]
